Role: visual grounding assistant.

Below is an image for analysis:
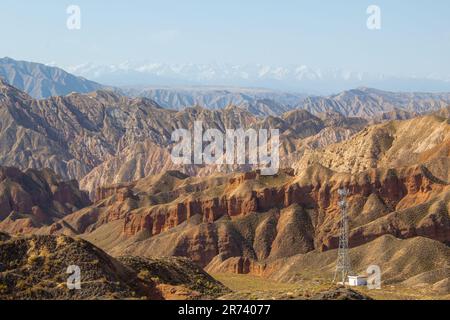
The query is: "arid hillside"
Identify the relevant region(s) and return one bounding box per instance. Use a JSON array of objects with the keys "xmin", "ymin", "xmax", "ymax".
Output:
[
  {"xmin": 0, "ymin": 80, "xmax": 370, "ymax": 196},
  {"xmin": 295, "ymin": 114, "xmax": 450, "ymax": 175},
  {"xmin": 0, "ymin": 166, "xmax": 90, "ymax": 234},
  {"xmin": 23, "ymin": 161, "xmax": 447, "ymax": 291},
  {"xmin": 0, "ymin": 233, "xmax": 228, "ymax": 300}
]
